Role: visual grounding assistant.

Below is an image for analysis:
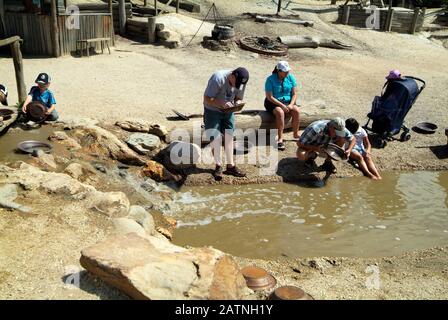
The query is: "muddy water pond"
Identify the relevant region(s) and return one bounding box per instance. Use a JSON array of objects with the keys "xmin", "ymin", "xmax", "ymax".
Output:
[
  {"xmin": 0, "ymin": 125, "xmax": 57, "ymax": 162},
  {"xmin": 171, "ymin": 171, "xmax": 448, "ymax": 259}
]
